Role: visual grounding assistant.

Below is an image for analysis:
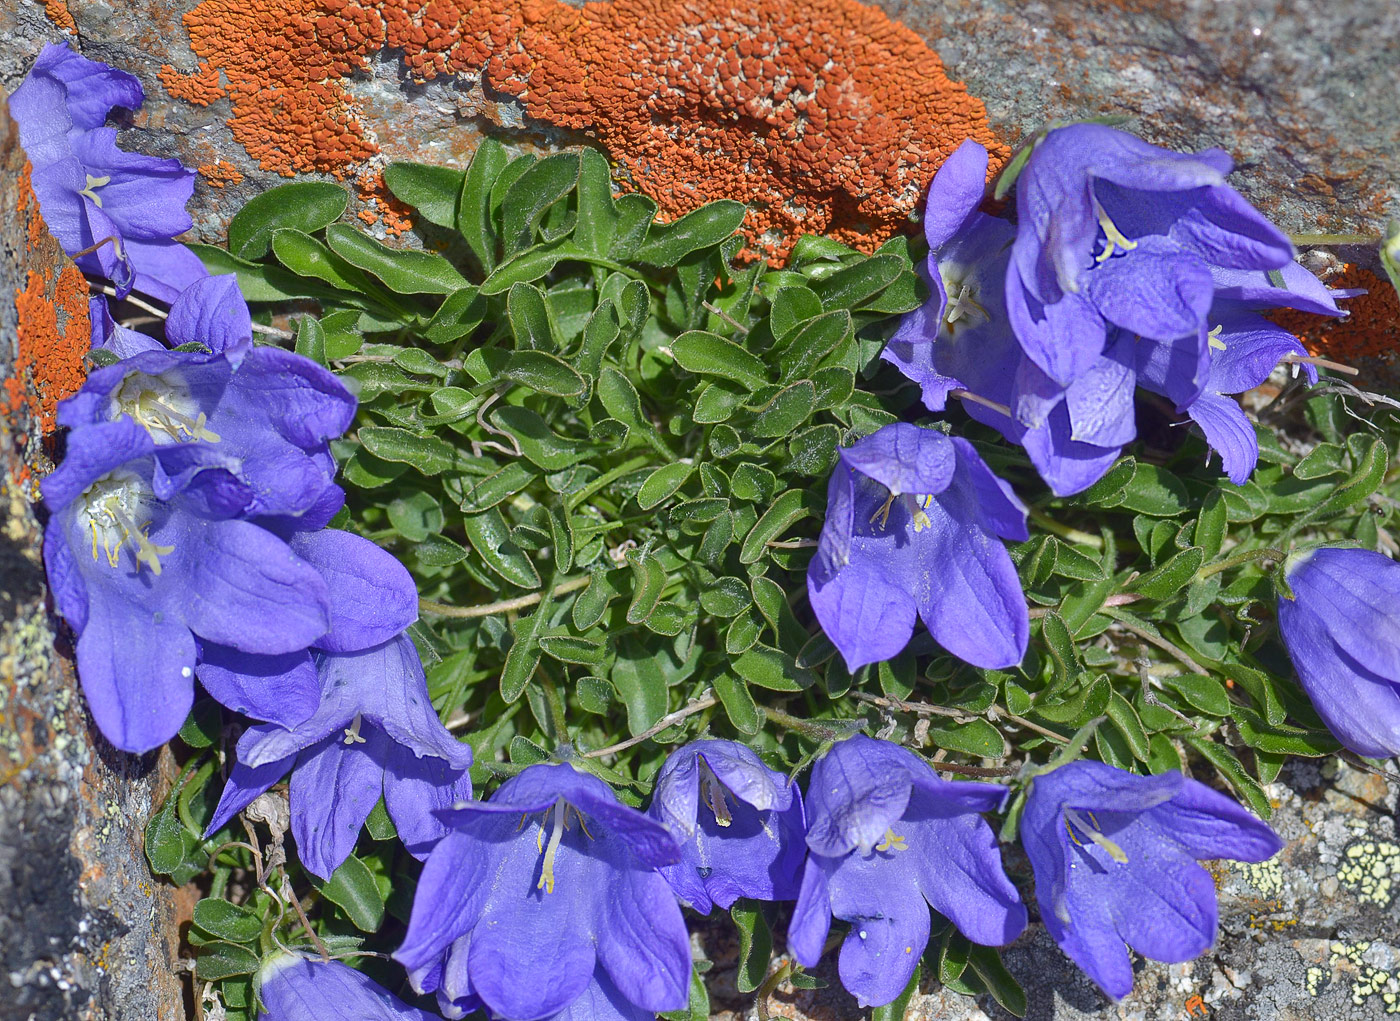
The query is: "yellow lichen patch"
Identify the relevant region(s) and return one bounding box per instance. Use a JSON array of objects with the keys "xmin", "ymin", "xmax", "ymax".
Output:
[
  {"xmin": 1318, "ymin": 942, "xmax": 1400, "ymax": 1013},
  {"xmin": 1237, "ymin": 857, "xmax": 1286, "ymax": 899},
  {"xmin": 1337, "ymin": 839, "xmax": 1400, "ymax": 907}
]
